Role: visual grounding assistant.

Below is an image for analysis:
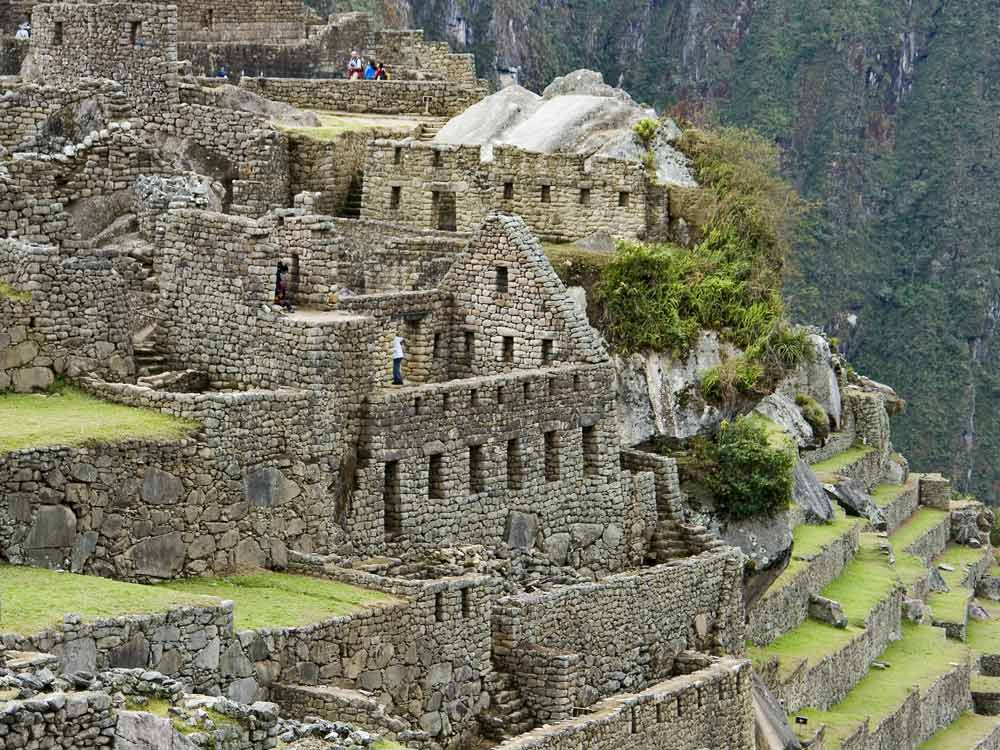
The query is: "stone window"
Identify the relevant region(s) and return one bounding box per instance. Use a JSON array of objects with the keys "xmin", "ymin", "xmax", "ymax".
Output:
[
  {"xmin": 428, "ymin": 454, "xmax": 444, "ymax": 499},
  {"xmin": 53, "ymin": 21, "xmax": 63, "ymax": 46},
  {"xmin": 390, "ymin": 186, "xmax": 401, "ymax": 209},
  {"xmin": 435, "ymin": 591, "xmax": 445, "ymax": 621},
  {"xmin": 129, "ymin": 21, "xmax": 141, "ymax": 46},
  {"xmin": 383, "ymin": 461, "xmax": 401, "ymax": 536},
  {"xmin": 676, "ymin": 697, "xmax": 683, "ymax": 717},
  {"xmin": 630, "ymin": 707, "xmax": 638, "ymax": 734},
  {"xmin": 497, "ymin": 385, "xmax": 506, "ymax": 404},
  {"xmin": 433, "ymin": 149, "xmax": 443, "ymax": 167},
  {"xmin": 579, "ymin": 188, "xmax": 590, "ymax": 205},
  {"xmin": 201, "ymin": 10, "xmax": 213, "ymax": 29},
  {"xmin": 414, "ymin": 396, "xmax": 423, "ymax": 415},
  {"xmin": 523, "ymin": 382, "xmax": 531, "ymax": 401},
  {"xmin": 495, "ymin": 265, "xmax": 508, "ymax": 293},
  {"xmin": 433, "ymin": 332, "xmax": 442, "ymax": 359},
  {"xmin": 507, "ymin": 438, "xmax": 524, "ymax": 490},
  {"xmin": 469, "ymin": 444, "xmax": 486, "ymax": 494},
  {"xmin": 464, "ymin": 330, "xmax": 475, "ymax": 356},
  {"xmin": 544, "ymin": 431, "xmax": 560, "ymax": 482},
  {"xmin": 619, "ymin": 191, "xmax": 630, "ymax": 207},
  {"xmin": 470, "ymin": 387, "xmax": 480, "ymax": 406},
  {"xmin": 656, "ymin": 704, "xmax": 664, "ymax": 723},
  {"xmin": 541, "ymin": 338, "xmax": 554, "ymax": 365},
  {"xmin": 435, "ymin": 192, "xmax": 457, "ymax": 231},
  {"xmin": 582, "ymin": 425, "xmax": 599, "ymax": 477},
  {"xmin": 502, "ymin": 336, "xmax": 514, "ymax": 363},
  {"xmin": 540, "ymin": 185, "xmax": 551, "ymax": 203},
  {"xmin": 461, "ymin": 588, "xmax": 472, "ymax": 617},
  {"xmin": 442, "ymin": 392, "xmax": 451, "ymax": 411},
  {"xmin": 393, "ymin": 147, "xmax": 402, "ymax": 165},
  {"xmin": 573, "ymin": 373, "xmax": 581, "ymax": 391},
  {"xmin": 503, "ymin": 181, "xmax": 514, "ymax": 200}
]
